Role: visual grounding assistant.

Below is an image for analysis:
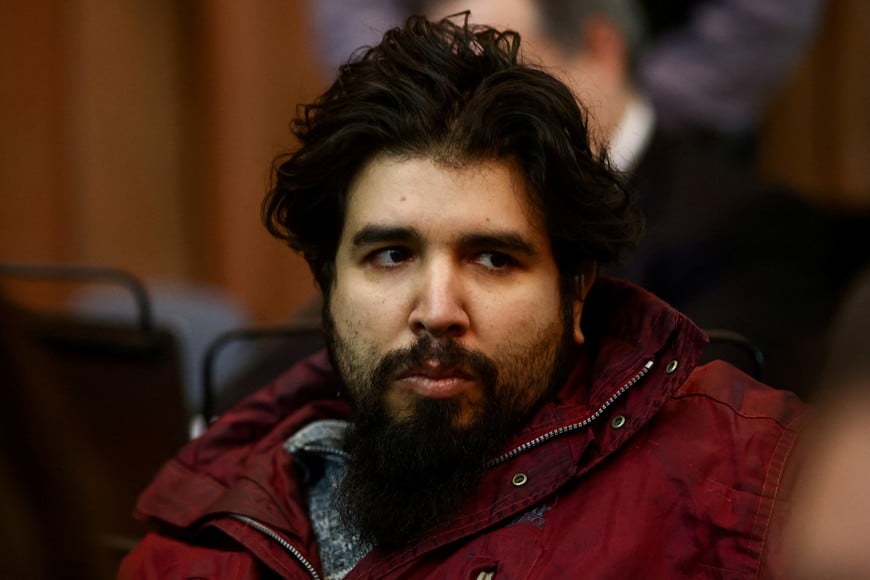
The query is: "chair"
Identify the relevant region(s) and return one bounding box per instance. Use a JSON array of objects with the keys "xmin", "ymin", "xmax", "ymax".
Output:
[
  {"xmin": 702, "ymin": 328, "xmax": 765, "ymax": 381},
  {"xmin": 0, "ymin": 263, "xmax": 189, "ymax": 573},
  {"xmin": 200, "ymin": 324, "xmax": 325, "ymax": 422}
]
